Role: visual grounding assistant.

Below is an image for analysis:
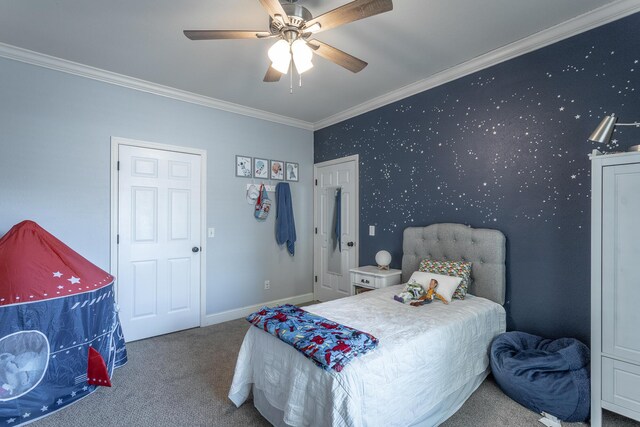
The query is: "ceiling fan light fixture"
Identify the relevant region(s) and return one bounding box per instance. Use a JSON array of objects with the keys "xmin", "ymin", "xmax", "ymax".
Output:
[
  {"xmin": 291, "ymin": 39, "xmax": 313, "ymax": 74},
  {"xmin": 268, "ymin": 39, "xmax": 291, "ymax": 74}
]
